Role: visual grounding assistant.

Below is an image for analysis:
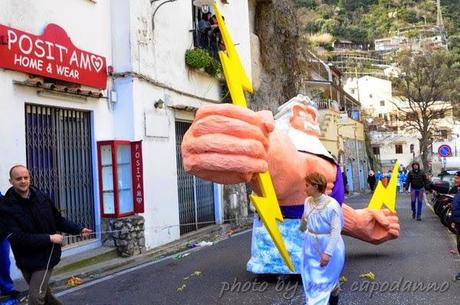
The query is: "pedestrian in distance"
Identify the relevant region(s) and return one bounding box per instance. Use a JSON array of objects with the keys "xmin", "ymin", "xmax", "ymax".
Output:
[
  {"xmin": 367, "ymin": 170, "xmax": 376, "ymax": 191},
  {"xmin": 342, "ymin": 170, "xmax": 349, "ymax": 196},
  {"xmin": 404, "ymin": 162, "xmax": 429, "ymax": 221},
  {"xmin": 398, "ymin": 170, "xmax": 406, "ymax": 193},
  {"xmin": 451, "ymin": 171, "xmax": 460, "ymax": 281},
  {"xmin": 0, "ymin": 165, "xmax": 92, "ymax": 305},
  {"xmin": 382, "ymin": 174, "xmax": 389, "ymax": 188},
  {"xmin": 299, "ymin": 172, "xmax": 344, "ymax": 305},
  {"xmin": 0, "ymin": 192, "xmax": 20, "ymax": 302},
  {"xmin": 375, "ymin": 171, "xmax": 383, "ymax": 182}
]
